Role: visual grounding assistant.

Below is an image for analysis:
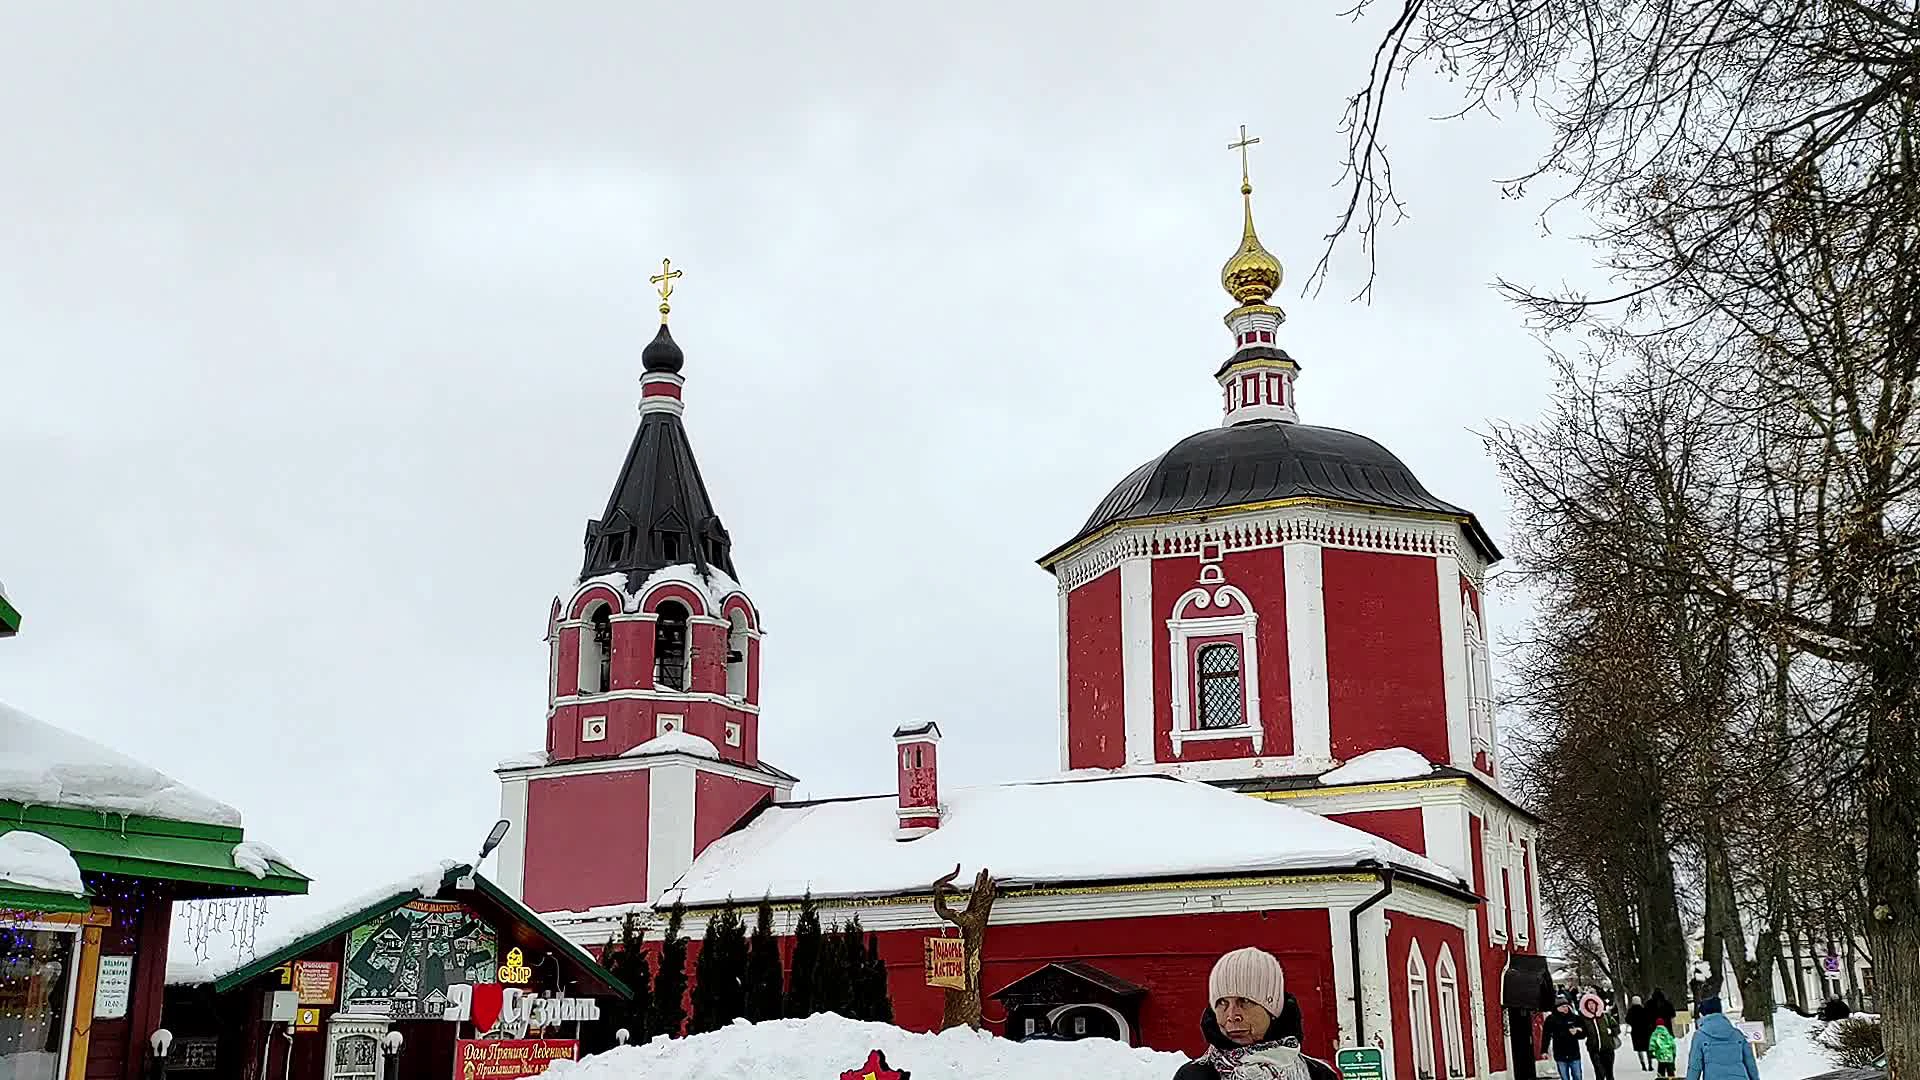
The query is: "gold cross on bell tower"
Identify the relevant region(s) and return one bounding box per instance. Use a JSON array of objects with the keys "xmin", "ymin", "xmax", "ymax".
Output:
[
  {"xmin": 1228, "ymin": 124, "xmax": 1261, "ymax": 194},
  {"xmin": 649, "ymin": 257, "xmax": 683, "ymax": 321}
]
